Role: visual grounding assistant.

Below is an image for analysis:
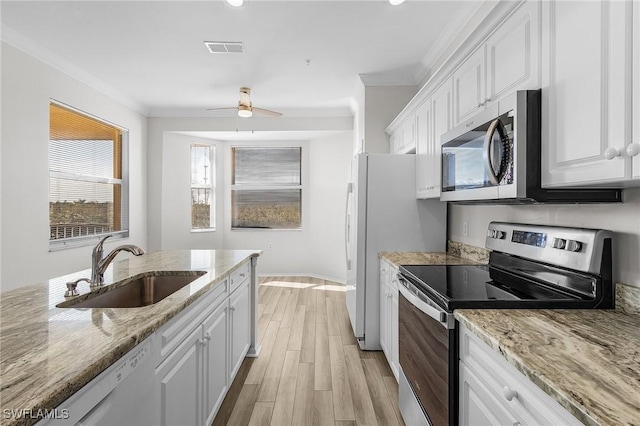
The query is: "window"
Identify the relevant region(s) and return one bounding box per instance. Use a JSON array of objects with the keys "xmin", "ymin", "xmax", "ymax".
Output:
[
  {"xmin": 191, "ymin": 144, "xmax": 215, "ymax": 230},
  {"xmin": 231, "ymin": 147, "xmax": 302, "ymax": 230},
  {"xmin": 49, "ymin": 102, "xmax": 128, "ymax": 247}
]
